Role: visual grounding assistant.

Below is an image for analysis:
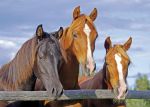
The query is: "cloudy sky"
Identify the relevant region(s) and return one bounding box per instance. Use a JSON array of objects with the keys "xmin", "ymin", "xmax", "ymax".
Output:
[{"xmin": 0, "ymin": 0, "xmax": 150, "ymax": 87}]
